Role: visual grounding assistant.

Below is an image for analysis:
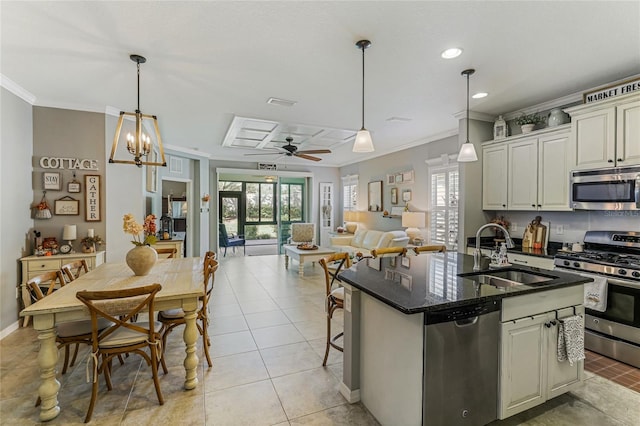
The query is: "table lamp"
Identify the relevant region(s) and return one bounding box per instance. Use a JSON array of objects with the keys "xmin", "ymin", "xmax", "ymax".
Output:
[
  {"xmin": 402, "ymin": 212, "xmax": 425, "ymax": 244},
  {"xmin": 62, "ymin": 224, "xmax": 77, "ymax": 253},
  {"xmin": 343, "ymin": 210, "xmax": 358, "ymax": 234}
]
